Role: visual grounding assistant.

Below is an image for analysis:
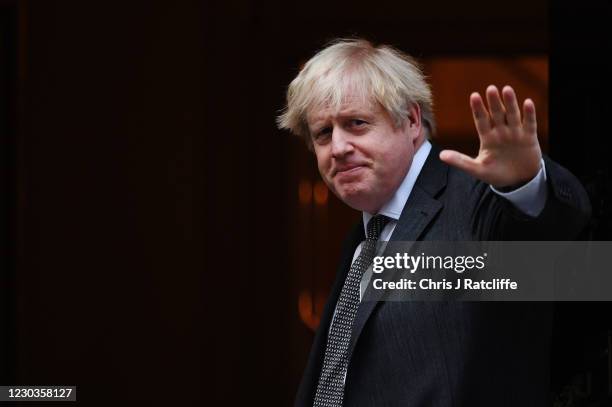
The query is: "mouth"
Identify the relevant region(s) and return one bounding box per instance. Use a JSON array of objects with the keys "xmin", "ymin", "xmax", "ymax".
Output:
[{"xmin": 334, "ymin": 164, "xmax": 366, "ymax": 178}]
